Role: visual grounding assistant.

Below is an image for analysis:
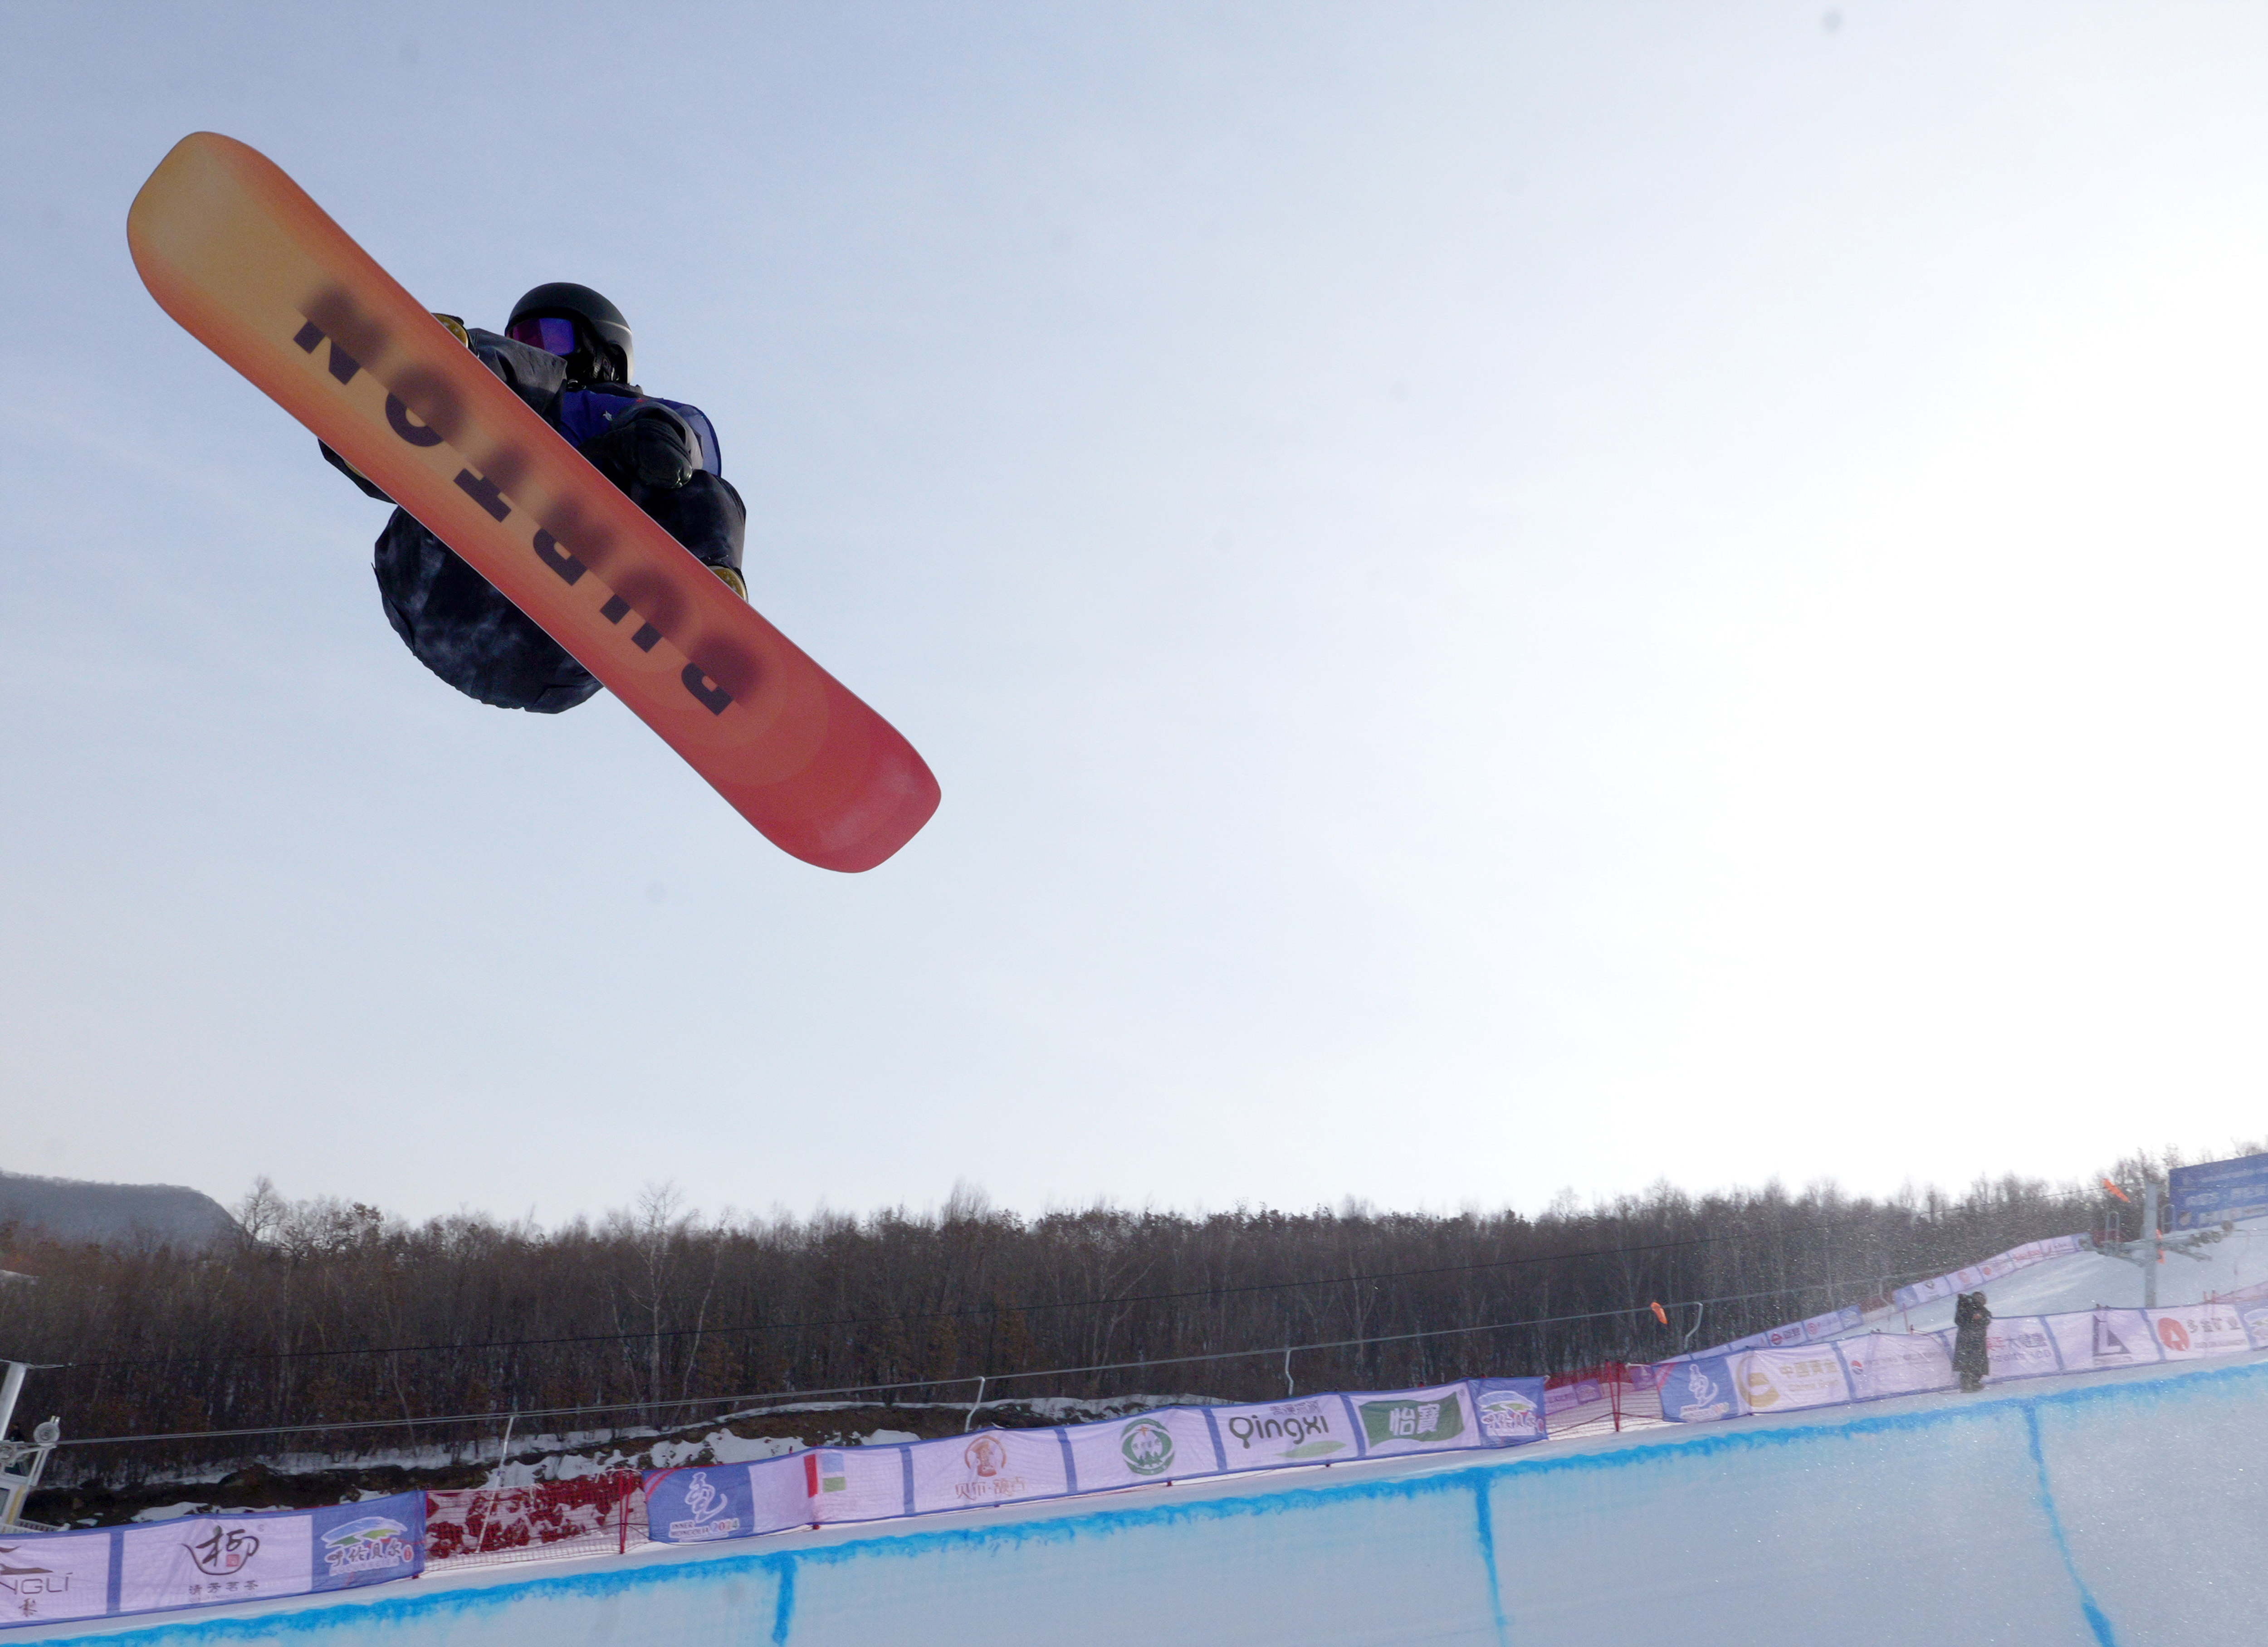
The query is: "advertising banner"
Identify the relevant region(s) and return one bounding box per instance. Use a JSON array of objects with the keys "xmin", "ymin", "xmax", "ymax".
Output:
[
  {"xmin": 1542, "ymin": 1379, "xmax": 1598, "ymax": 1417},
  {"xmin": 1212, "ymin": 1394, "xmax": 1361, "ymax": 1467},
  {"xmin": 1471, "ymin": 1378, "xmax": 1548, "ymax": 1444},
  {"xmin": 0, "ymin": 1530, "xmax": 111, "ymax": 1626},
  {"xmin": 2240, "ymin": 1302, "xmax": 2268, "ymax": 1350},
  {"xmin": 1733, "ymin": 1348, "xmax": 1849, "ymax": 1415},
  {"xmin": 2045, "ymin": 1312, "xmax": 2096, "ymax": 1372},
  {"xmin": 1799, "ymin": 1306, "xmax": 1862, "ymax": 1342},
  {"xmin": 1657, "ymin": 1355, "xmax": 1740, "ymax": 1423},
  {"xmin": 119, "ymin": 1513, "xmax": 313, "ymax": 1615},
  {"xmin": 2146, "ymin": 1305, "xmax": 2249, "ymax": 1360},
  {"xmin": 645, "ymin": 1465, "xmax": 758, "ymax": 1544},
  {"xmin": 2170, "ymin": 1154, "xmax": 2268, "ymax": 1229},
  {"xmin": 1891, "ymin": 1233, "xmax": 2088, "ymax": 1311},
  {"xmin": 1838, "ymin": 1332, "xmax": 1952, "ymax": 1402},
  {"xmin": 1063, "ymin": 1408, "xmax": 1222, "ymax": 1492},
  {"xmin": 1980, "ymin": 1316, "xmax": 2062, "ymax": 1382},
  {"xmin": 1896, "ymin": 1273, "xmax": 1958, "ymax": 1310},
  {"xmin": 907, "ymin": 1427, "xmax": 1071, "ymax": 1515},
  {"xmin": 309, "ymin": 1495, "xmax": 425, "ymax": 1591},
  {"xmin": 1353, "ymin": 1382, "xmax": 1474, "ymax": 1458},
  {"xmin": 799, "ymin": 1444, "xmax": 909, "ymax": 1526},
  {"xmin": 2053, "ymin": 1309, "xmax": 2162, "ymax": 1372}
]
